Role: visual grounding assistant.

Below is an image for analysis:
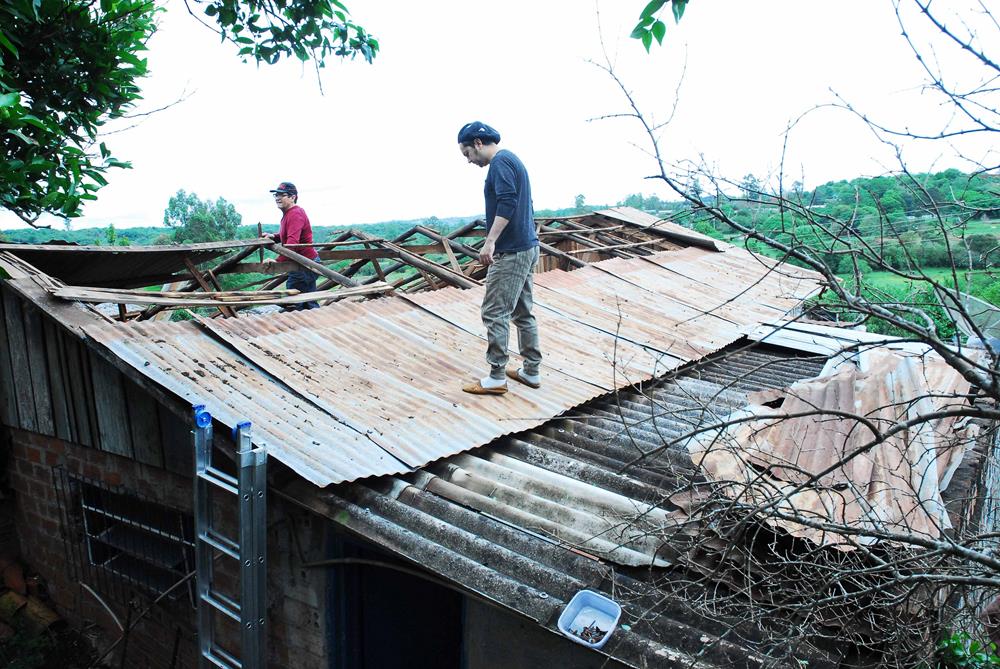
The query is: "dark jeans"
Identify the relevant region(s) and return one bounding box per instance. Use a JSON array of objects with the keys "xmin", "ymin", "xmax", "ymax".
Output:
[{"xmin": 286, "ymin": 270, "xmax": 319, "ymax": 310}]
